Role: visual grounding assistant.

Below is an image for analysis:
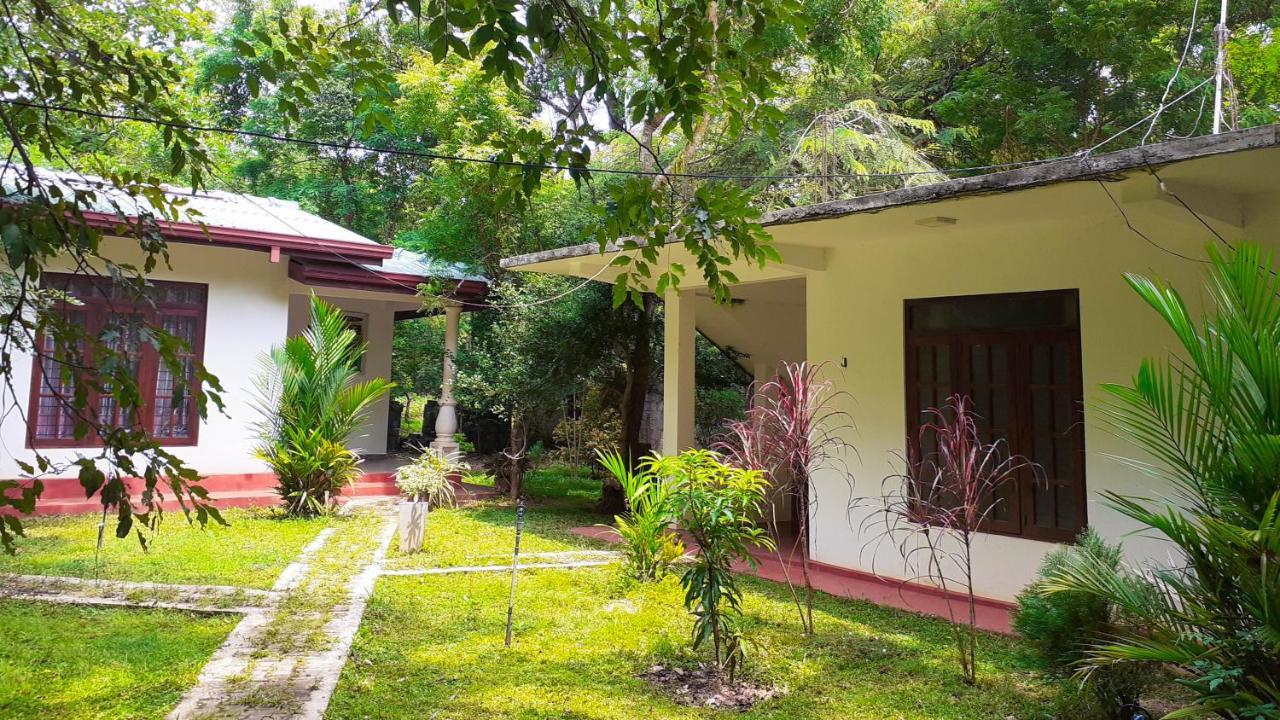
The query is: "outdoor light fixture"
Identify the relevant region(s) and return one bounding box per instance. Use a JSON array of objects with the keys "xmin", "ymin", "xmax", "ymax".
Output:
[{"xmin": 915, "ymin": 216, "xmax": 958, "ymax": 227}]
